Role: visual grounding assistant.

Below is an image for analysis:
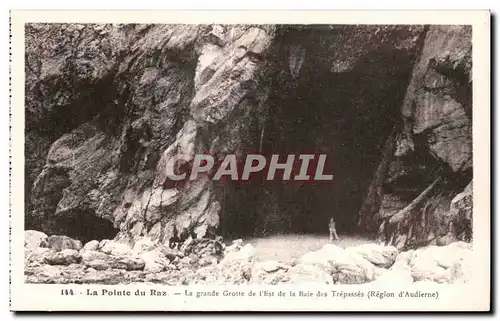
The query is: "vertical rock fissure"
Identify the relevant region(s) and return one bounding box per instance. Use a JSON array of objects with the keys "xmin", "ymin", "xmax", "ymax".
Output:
[{"xmin": 357, "ymin": 126, "xmax": 398, "ymax": 233}]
